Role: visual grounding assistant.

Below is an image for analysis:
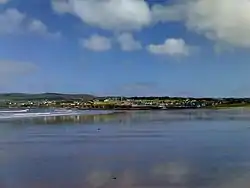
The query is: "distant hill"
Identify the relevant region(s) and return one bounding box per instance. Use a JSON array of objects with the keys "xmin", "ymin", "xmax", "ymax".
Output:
[{"xmin": 0, "ymin": 93, "xmax": 95, "ymax": 101}]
